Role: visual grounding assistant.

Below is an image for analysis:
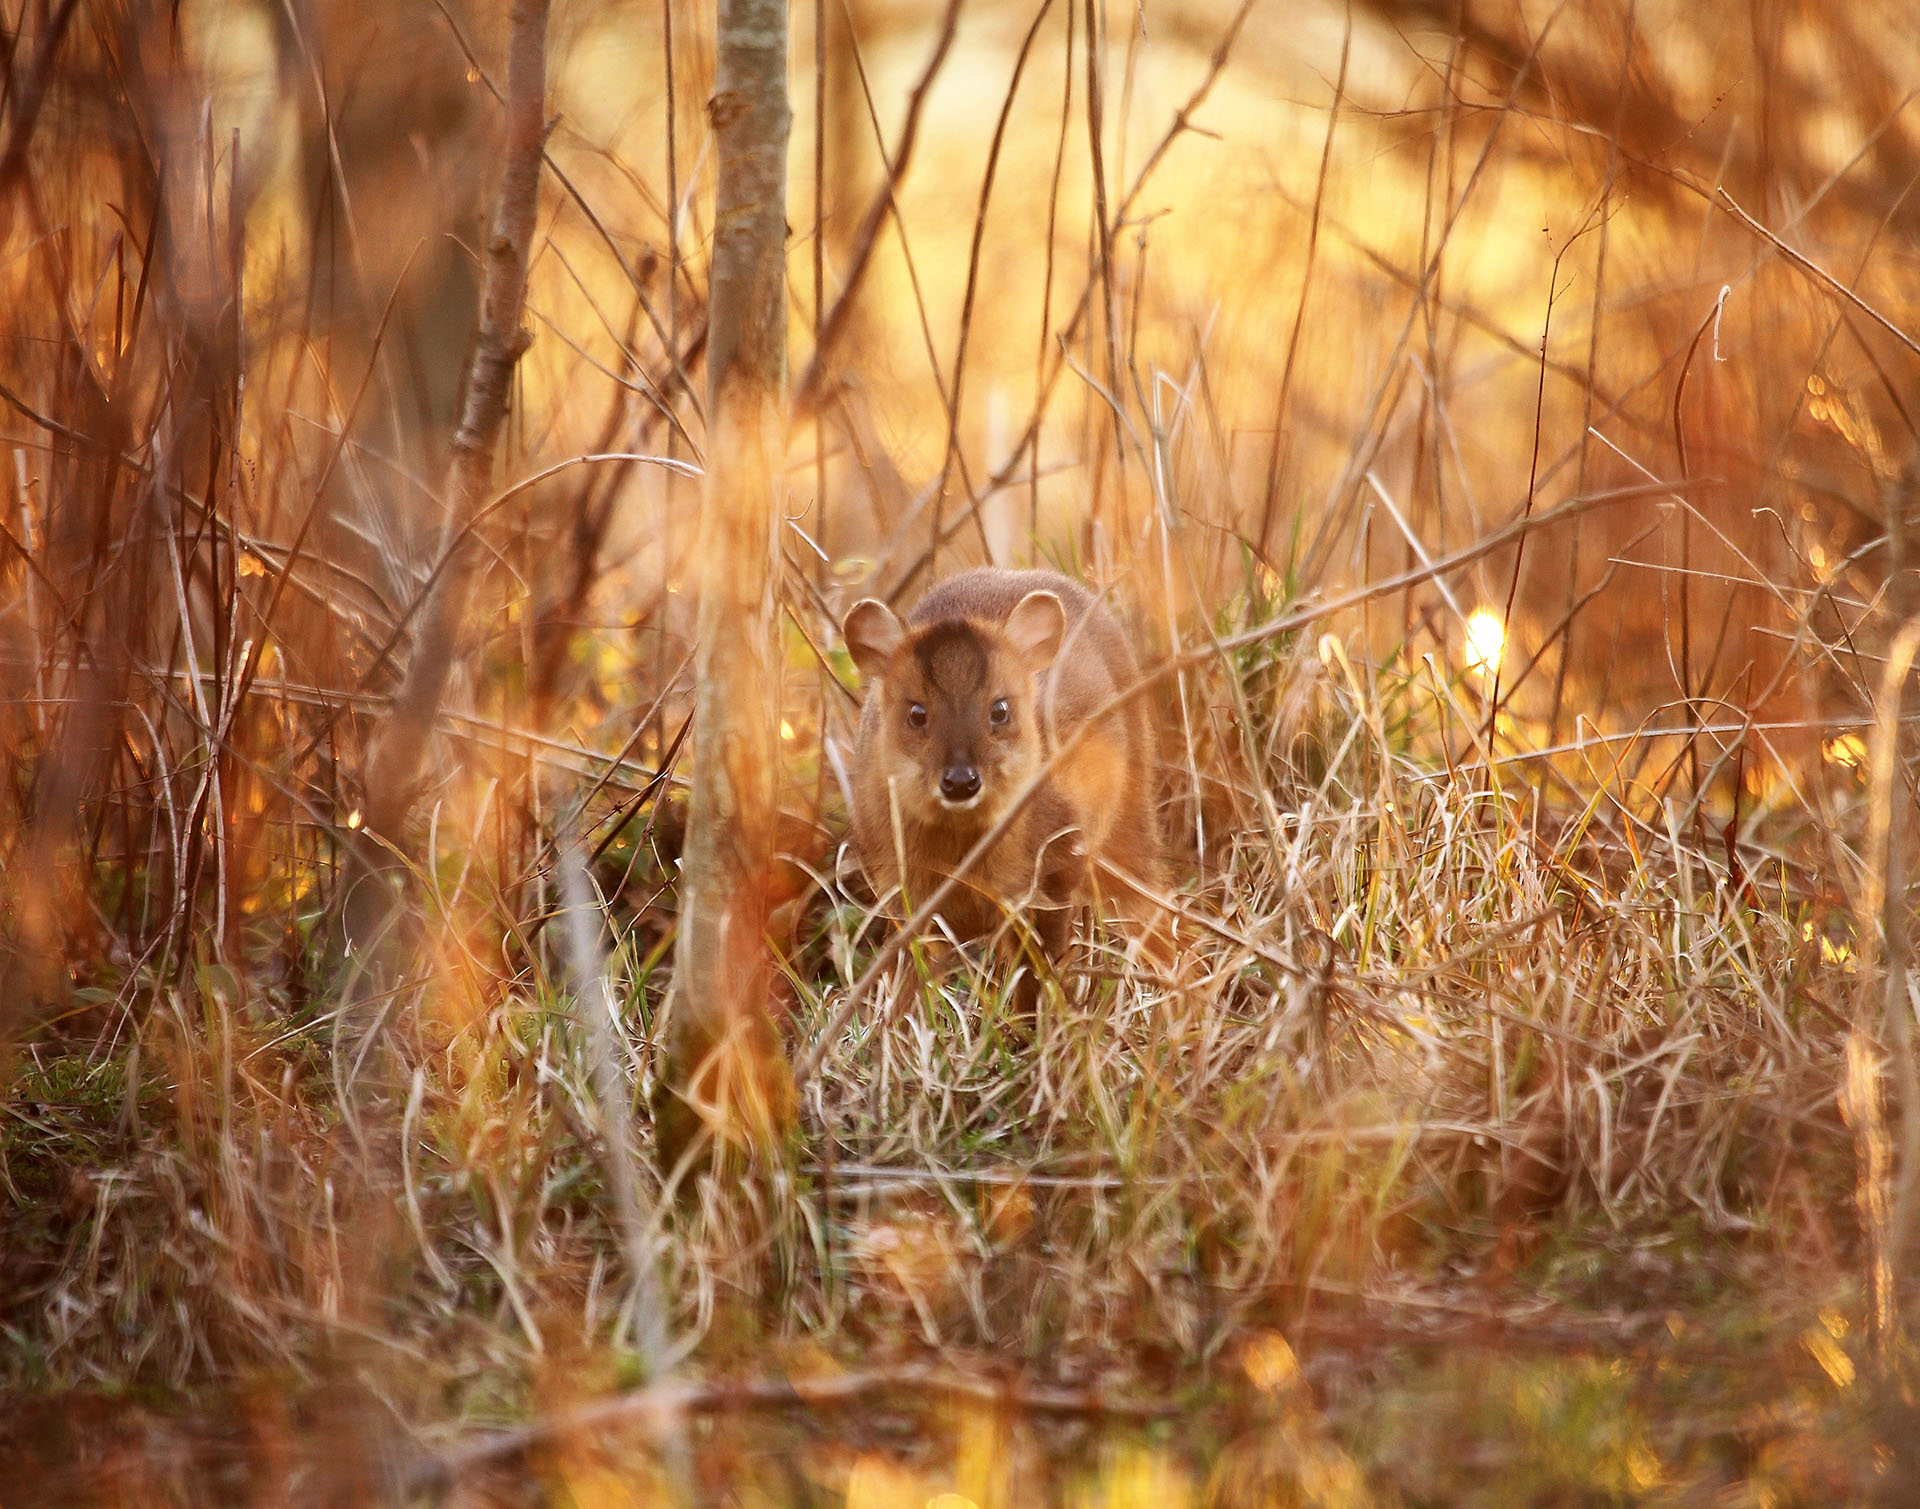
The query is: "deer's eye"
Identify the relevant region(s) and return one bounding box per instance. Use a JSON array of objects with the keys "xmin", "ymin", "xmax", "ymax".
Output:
[
  {"xmin": 988, "ymin": 698, "xmax": 1011, "ymax": 727},
  {"xmin": 905, "ymin": 702, "xmax": 928, "ymax": 730}
]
